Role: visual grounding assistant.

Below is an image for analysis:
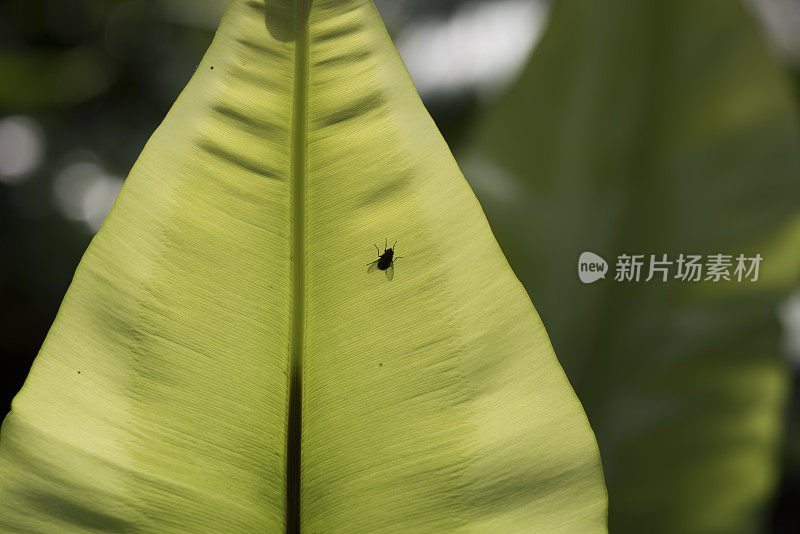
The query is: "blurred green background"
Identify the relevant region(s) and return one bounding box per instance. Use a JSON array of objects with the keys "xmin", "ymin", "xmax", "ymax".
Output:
[{"xmin": 2, "ymin": 0, "xmax": 800, "ymax": 532}]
